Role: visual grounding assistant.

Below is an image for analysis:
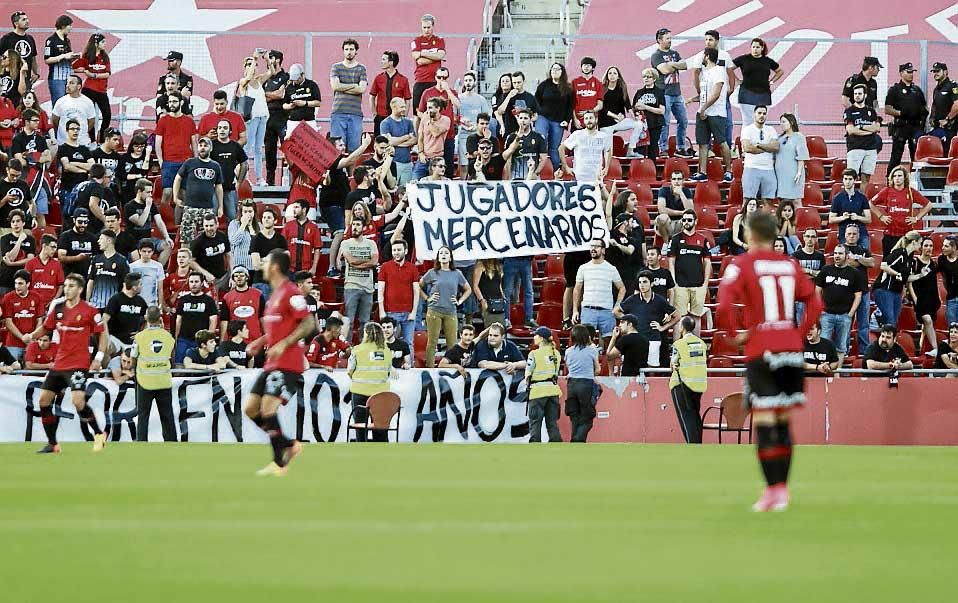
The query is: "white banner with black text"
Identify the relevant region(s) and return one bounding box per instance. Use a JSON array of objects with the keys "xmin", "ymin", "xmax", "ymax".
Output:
[
  {"xmin": 0, "ymin": 369, "xmax": 534, "ymax": 444},
  {"xmin": 407, "ymin": 180, "xmax": 609, "ymax": 261}
]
